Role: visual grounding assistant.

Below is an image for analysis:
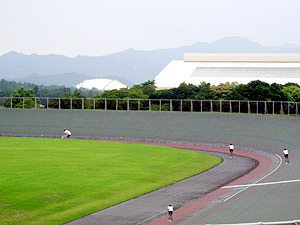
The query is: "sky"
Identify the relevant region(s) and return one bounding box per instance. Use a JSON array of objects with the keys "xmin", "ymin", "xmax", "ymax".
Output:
[{"xmin": 1, "ymin": 0, "xmax": 300, "ymax": 57}]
